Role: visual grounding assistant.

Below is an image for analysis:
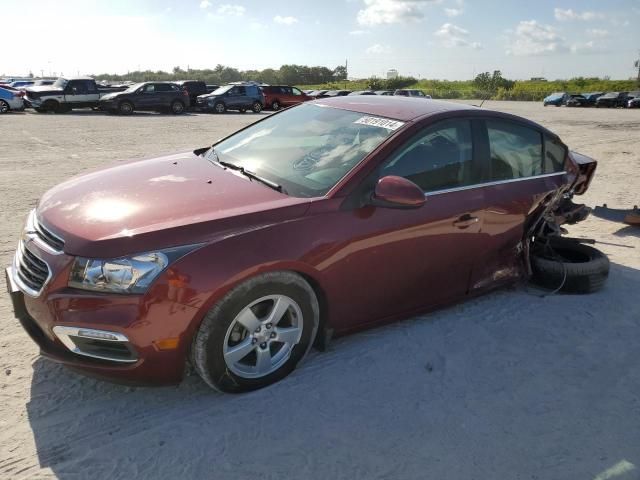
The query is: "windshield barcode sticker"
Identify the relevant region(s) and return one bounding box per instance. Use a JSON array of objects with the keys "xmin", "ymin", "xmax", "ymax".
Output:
[{"xmin": 354, "ymin": 116, "xmax": 405, "ymax": 131}]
